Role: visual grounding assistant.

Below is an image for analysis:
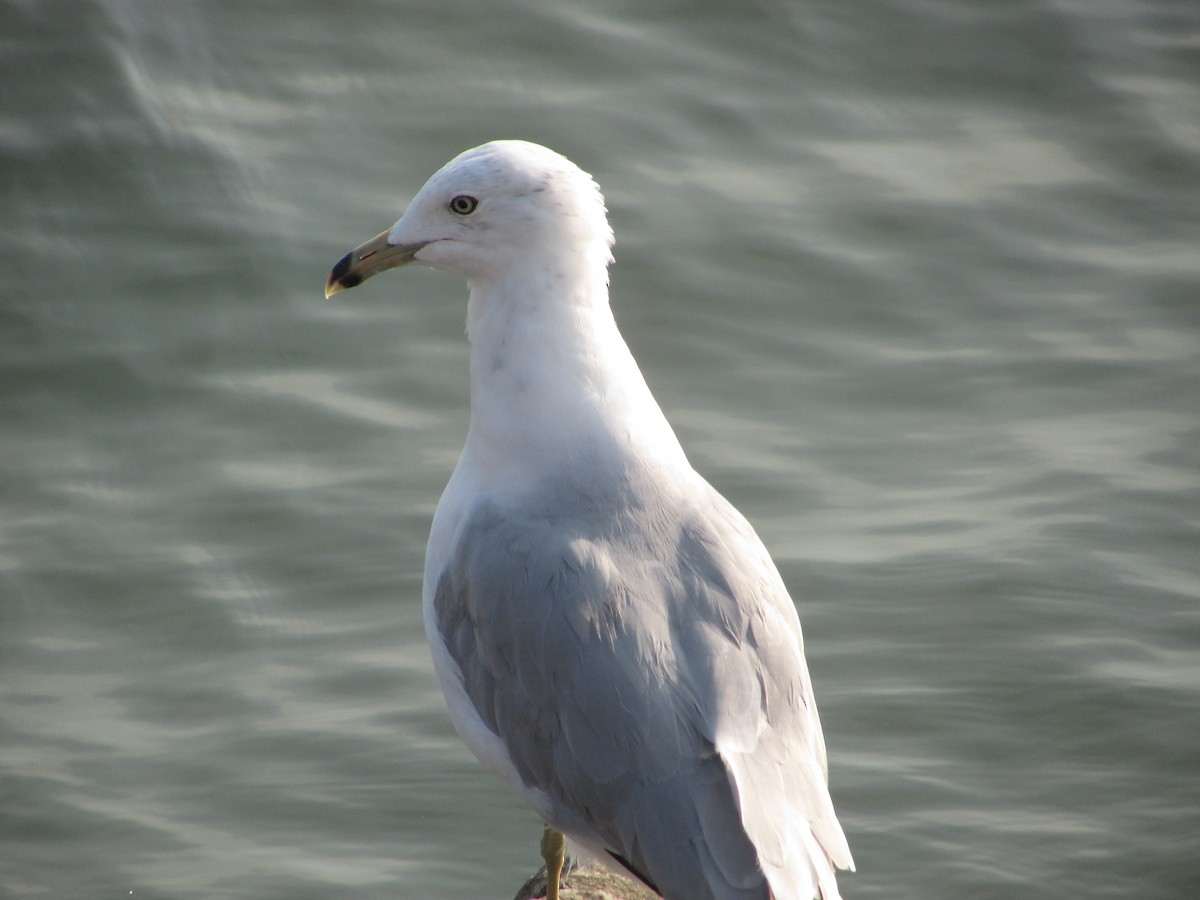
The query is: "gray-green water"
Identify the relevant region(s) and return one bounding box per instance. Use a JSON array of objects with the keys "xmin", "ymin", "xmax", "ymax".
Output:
[{"xmin": 3, "ymin": 1, "xmax": 1198, "ymax": 897}]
